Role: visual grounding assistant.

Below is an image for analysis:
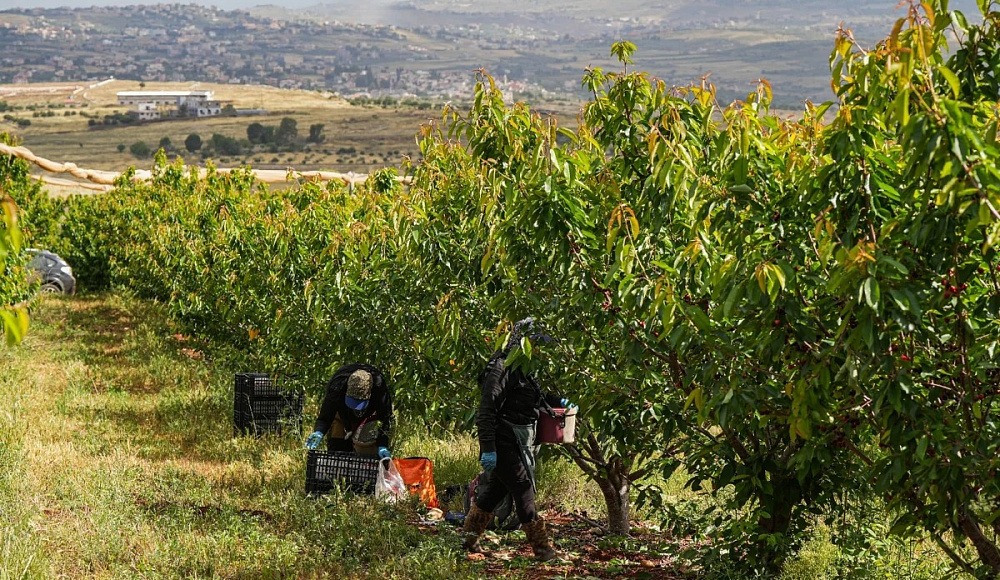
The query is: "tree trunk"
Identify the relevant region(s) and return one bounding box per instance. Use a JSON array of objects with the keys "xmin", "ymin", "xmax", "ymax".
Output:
[
  {"xmin": 597, "ymin": 459, "xmax": 631, "ymax": 534},
  {"xmin": 958, "ymin": 509, "xmax": 1000, "ymax": 576},
  {"xmin": 566, "ymin": 436, "xmax": 632, "ymax": 534},
  {"xmin": 755, "ymin": 475, "xmax": 801, "ymax": 572}
]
